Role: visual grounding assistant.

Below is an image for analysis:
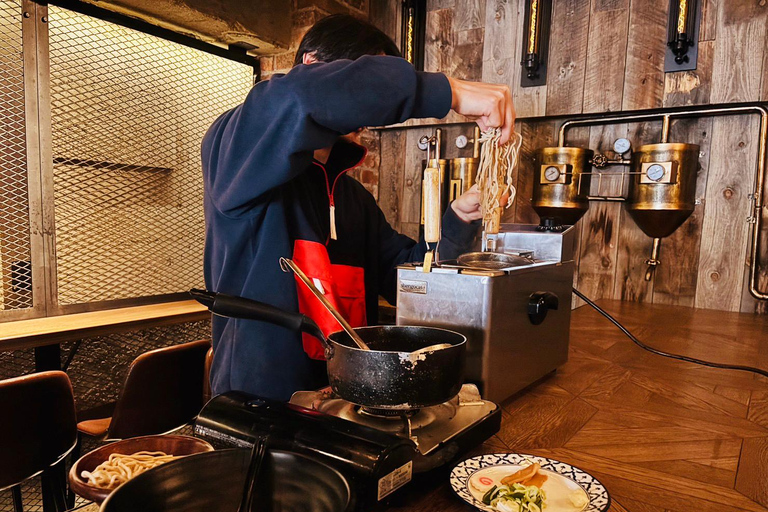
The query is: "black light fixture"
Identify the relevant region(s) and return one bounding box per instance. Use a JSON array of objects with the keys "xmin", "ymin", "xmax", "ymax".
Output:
[
  {"xmin": 400, "ymin": 0, "xmax": 426, "ymax": 71},
  {"xmin": 521, "ymin": 0, "xmax": 551, "ymax": 87},
  {"xmin": 665, "ymin": 0, "xmax": 701, "ymax": 72}
]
